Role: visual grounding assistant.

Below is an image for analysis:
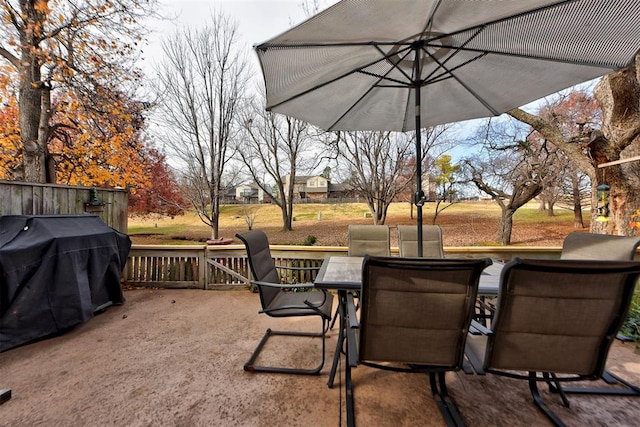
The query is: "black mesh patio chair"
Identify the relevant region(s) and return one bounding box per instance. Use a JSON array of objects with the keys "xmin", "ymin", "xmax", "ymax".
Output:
[
  {"xmin": 466, "ymin": 258, "xmax": 640, "ymax": 427},
  {"xmin": 236, "ymin": 230, "xmax": 334, "ymax": 375},
  {"xmin": 345, "ymin": 256, "xmax": 492, "ymax": 427}
]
